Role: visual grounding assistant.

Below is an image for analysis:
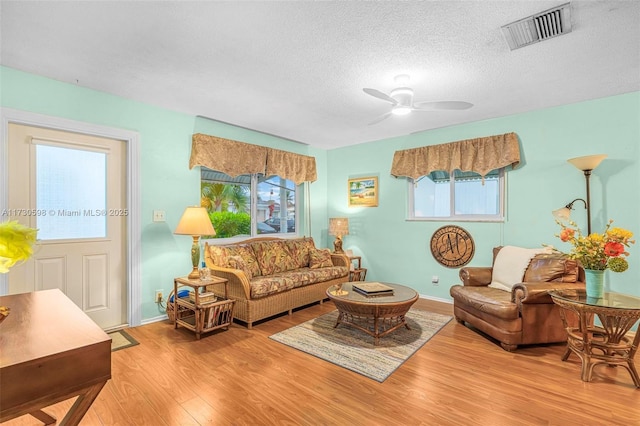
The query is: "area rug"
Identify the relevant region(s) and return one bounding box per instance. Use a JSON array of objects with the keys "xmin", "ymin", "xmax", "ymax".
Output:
[
  {"xmin": 269, "ymin": 309, "xmax": 452, "ymax": 382},
  {"xmin": 108, "ymin": 329, "xmax": 139, "ymax": 352}
]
